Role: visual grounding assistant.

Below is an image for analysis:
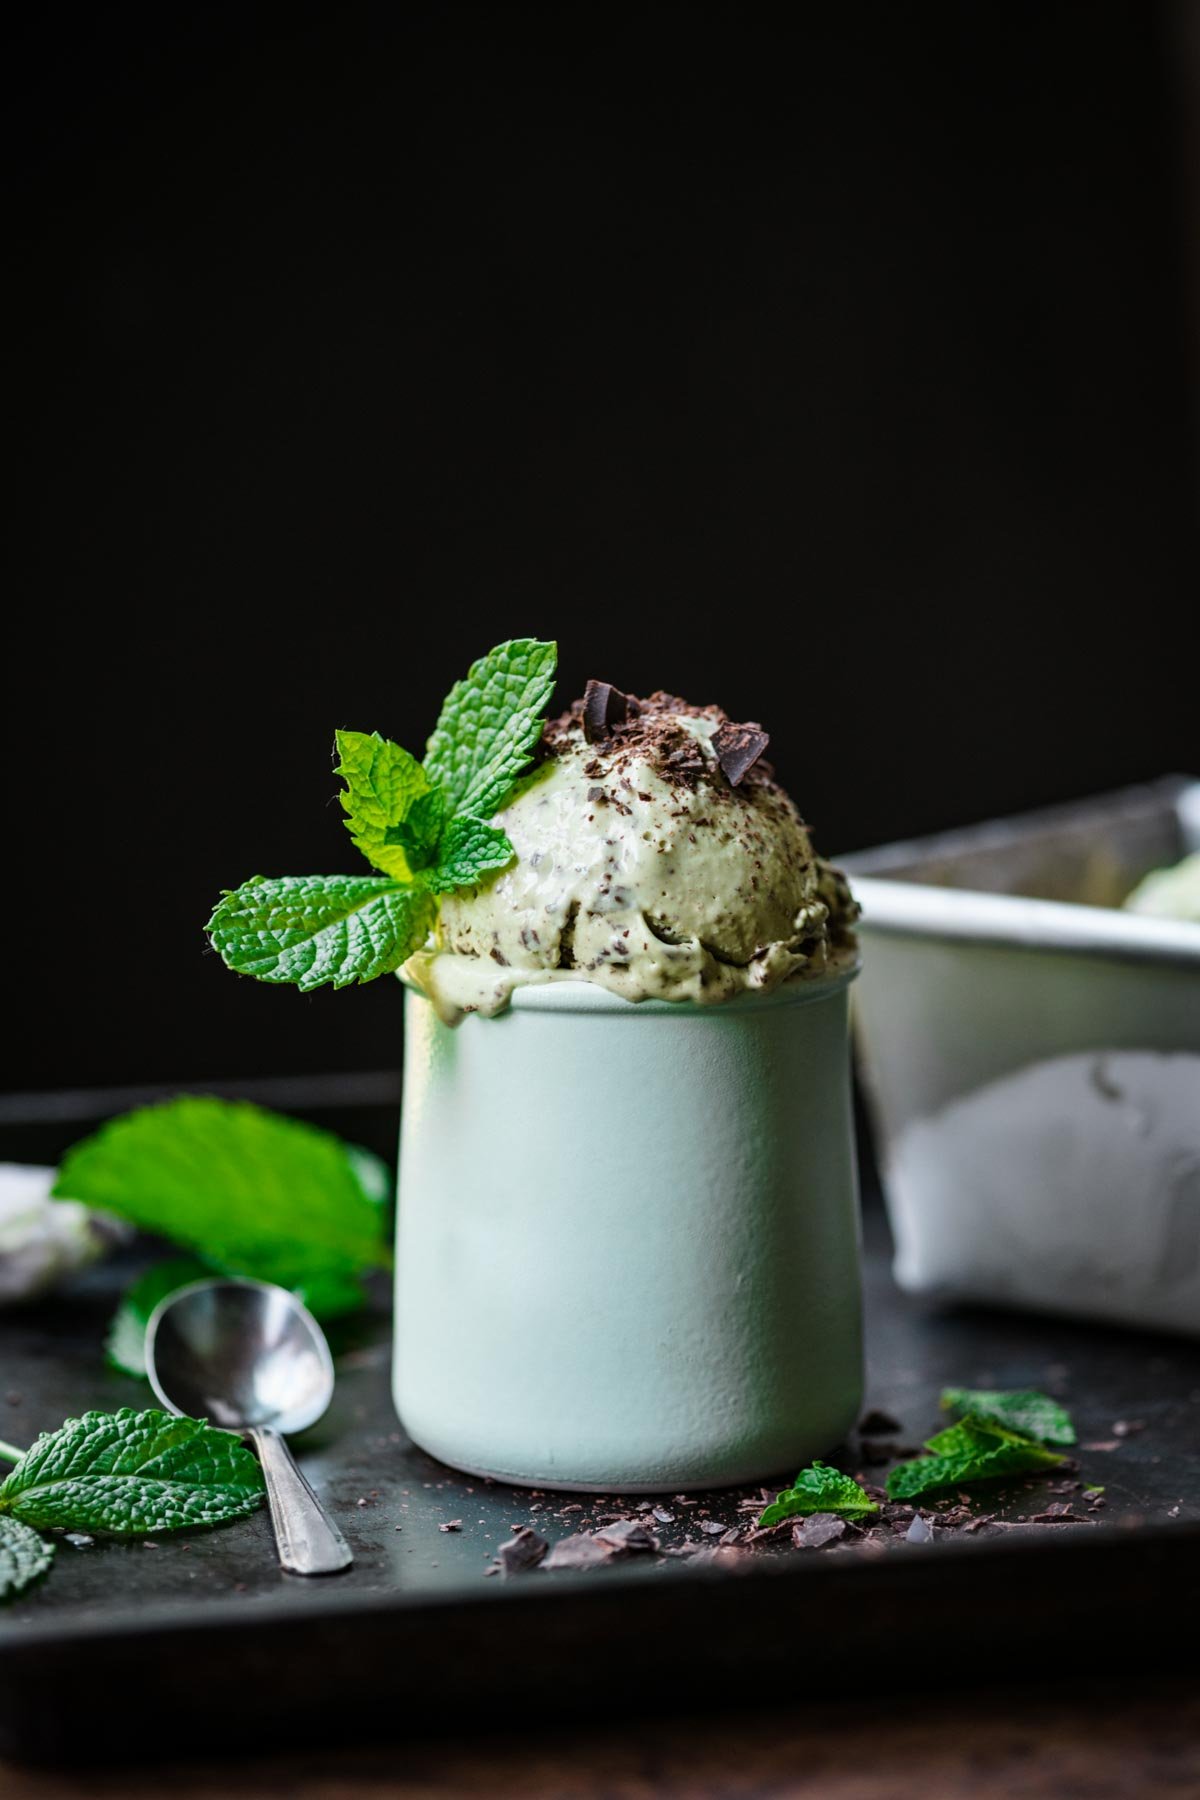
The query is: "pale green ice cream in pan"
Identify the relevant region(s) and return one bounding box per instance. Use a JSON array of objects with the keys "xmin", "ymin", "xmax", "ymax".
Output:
[
  {"xmin": 407, "ymin": 686, "xmax": 858, "ymax": 1021},
  {"xmin": 1123, "ymin": 850, "xmax": 1200, "ymax": 923}
]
